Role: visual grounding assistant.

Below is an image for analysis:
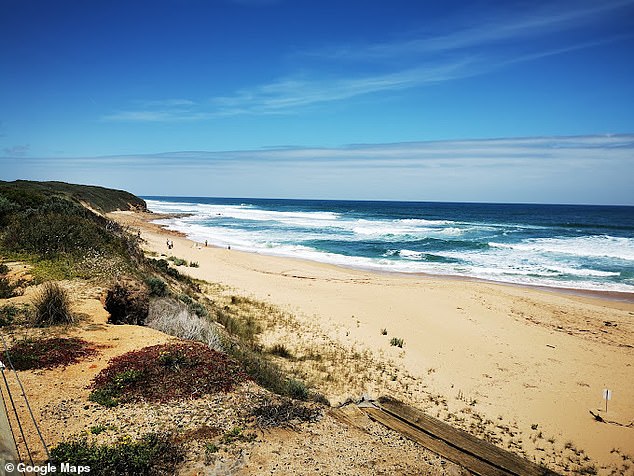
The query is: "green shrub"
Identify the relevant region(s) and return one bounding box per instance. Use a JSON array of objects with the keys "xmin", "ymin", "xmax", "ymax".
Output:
[
  {"xmin": 144, "ymin": 276, "xmax": 167, "ymax": 297},
  {"xmin": 177, "ymin": 293, "xmax": 208, "ymax": 318},
  {"xmin": 104, "ymin": 282, "xmax": 149, "ymax": 325},
  {"xmin": 0, "ymin": 276, "xmax": 16, "ymax": 299},
  {"xmin": 0, "ymin": 304, "xmax": 19, "ymax": 327},
  {"xmin": 89, "ymin": 425, "xmax": 108, "ymax": 435},
  {"xmin": 0, "ymin": 195, "xmax": 19, "ymax": 226},
  {"xmin": 167, "ymin": 256, "xmax": 187, "ymax": 266},
  {"xmin": 32, "ymin": 282, "xmax": 74, "ymax": 326},
  {"xmin": 2, "ymin": 201, "xmax": 114, "ymax": 257},
  {"xmin": 286, "ymin": 379, "xmax": 309, "ymax": 400},
  {"xmin": 149, "ymin": 258, "xmax": 181, "ymax": 279},
  {"xmin": 89, "ymin": 369, "xmax": 143, "ymax": 407},
  {"xmin": 49, "ymin": 433, "xmax": 184, "ymax": 476},
  {"xmin": 88, "ymin": 389, "xmax": 119, "ymax": 408},
  {"xmin": 0, "ymin": 263, "xmax": 16, "ymax": 298}
]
